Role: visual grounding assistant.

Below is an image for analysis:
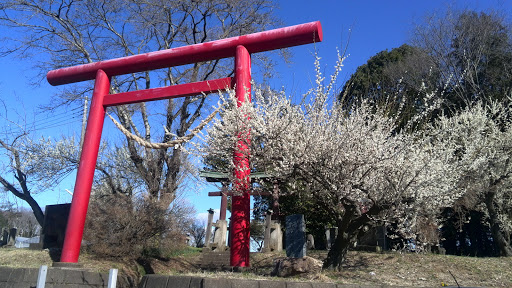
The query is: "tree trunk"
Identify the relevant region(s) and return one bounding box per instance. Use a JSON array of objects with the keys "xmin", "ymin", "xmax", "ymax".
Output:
[
  {"xmin": 0, "ymin": 175, "xmax": 45, "ymax": 227},
  {"xmin": 323, "ymin": 212, "xmax": 355, "ymax": 270},
  {"xmin": 322, "ymin": 203, "xmax": 381, "ymax": 270},
  {"xmin": 323, "ymin": 230, "xmax": 351, "ymax": 270},
  {"xmin": 22, "ymin": 194, "xmax": 45, "ymax": 227},
  {"xmin": 484, "ymin": 190, "xmax": 512, "ymax": 256}
]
